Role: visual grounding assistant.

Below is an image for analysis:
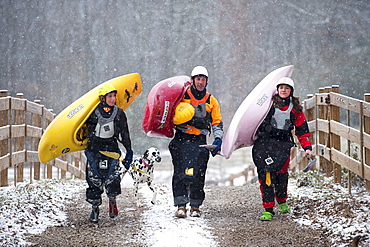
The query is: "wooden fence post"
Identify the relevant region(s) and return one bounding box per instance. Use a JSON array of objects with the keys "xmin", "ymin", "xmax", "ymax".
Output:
[
  {"xmin": 0, "ymin": 90, "xmax": 9, "ymax": 187},
  {"xmin": 61, "ymin": 155, "xmax": 67, "ymax": 179},
  {"xmin": 324, "ymin": 86, "xmax": 333, "ymax": 176},
  {"xmin": 41, "ymin": 108, "xmax": 54, "ymax": 179},
  {"xmin": 318, "ymin": 87, "xmax": 325, "ymax": 173},
  {"xmin": 74, "ymin": 153, "xmax": 80, "ymax": 179},
  {"xmin": 15, "ymin": 93, "xmax": 25, "ymax": 183},
  {"xmin": 364, "ymin": 93, "xmax": 370, "ymax": 190},
  {"xmin": 81, "ymin": 153, "xmax": 86, "ymax": 179},
  {"xmin": 318, "ymin": 88, "xmax": 330, "ymax": 176},
  {"xmin": 330, "ymin": 86, "xmax": 341, "ymax": 183},
  {"xmin": 345, "ymin": 96, "xmax": 353, "ymax": 193},
  {"xmin": 309, "ymin": 94, "xmax": 318, "ymax": 171},
  {"xmin": 33, "ymin": 100, "xmax": 41, "ymax": 180},
  {"xmin": 306, "ymin": 94, "xmax": 315, "ymax": 143},
  {"xmin": 299, "ymin": 94, "xmax": 315, "ymax": 171}
]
